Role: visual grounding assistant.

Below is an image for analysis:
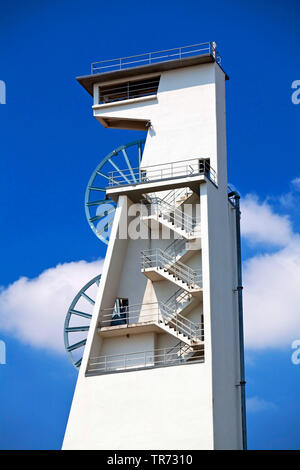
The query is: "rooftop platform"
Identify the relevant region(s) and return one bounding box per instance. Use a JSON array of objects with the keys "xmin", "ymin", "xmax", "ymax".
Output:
[{"xmin": 77, "ymin": 42, "xmax": 228, "ymax": 96}]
